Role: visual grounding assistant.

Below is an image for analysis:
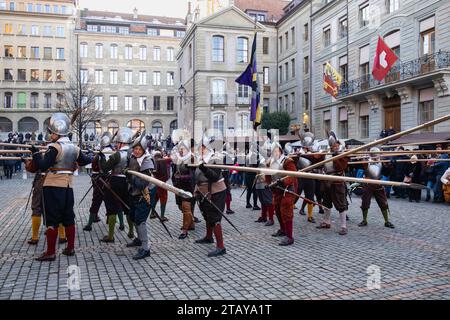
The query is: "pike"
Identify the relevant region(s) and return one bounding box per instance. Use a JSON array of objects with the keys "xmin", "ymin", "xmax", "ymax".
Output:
[
  {"xmin": 148, "ymin": 207, "xmax": 173, "ymax": 239},
  {"xmin": 381, "ymin": 139, "xmax": 450, "ymax": 148},
  {"xmin": 276, "ymin": 186, "xmax": 331, "ymax": 211},
  {"xmin": 96, "ymin": 176, "xmax": 131, "ymax": 211},
  {"xmin": 193, "ymin": 164, "xmax": 426, "ymax": 190},
  {"xmin": 349, "ymin": 158, "xmax": 450, "ymax": 165}
]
